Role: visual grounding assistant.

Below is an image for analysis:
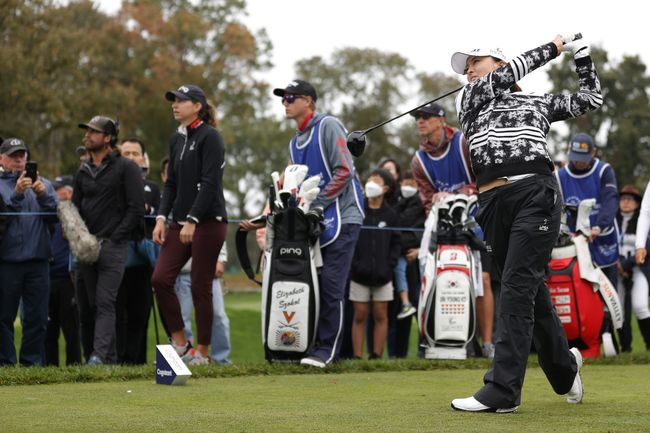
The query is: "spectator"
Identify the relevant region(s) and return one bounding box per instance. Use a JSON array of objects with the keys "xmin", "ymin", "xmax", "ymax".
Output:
[
  {"xmin": 115, "ymin": 138, "xmax": 160, "ymax": 364},
  {"xmin": 378, "ymin": 158, "xmax": 401, "ymax": 207},
  {"xmin": 0, "ymin": 138, "xmax": 58, "ymax": 366},
  {"xmin": 617, "ymin": 185, "xmax": 650, "ymax": 351},
  {"xmin": 350, "ymin": 169, "xmax": 401, "ymax": 359},
  {"xmin": 73, "ymin": 116, "xmax": 145, "ymax": 365},
  {"xmin": 394, "ymin": 171, "xmax": 425, "ymax": 321},
  {"xmin": 175, "ymin": 242, "xmax": 232, "ymax": 364},
  {"xmin": 152, "ymin": 85, "xmax": 227, "ymax": 365},
  {"xmin": 45, "ymin": 175, "xmax": 82, "ymax": 366}
]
